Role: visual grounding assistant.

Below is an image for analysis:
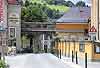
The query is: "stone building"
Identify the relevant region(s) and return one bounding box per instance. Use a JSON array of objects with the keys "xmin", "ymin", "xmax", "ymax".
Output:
[
  {"xmin": 0, "ymin": 0, "xmax": 22, "ymax": 54},
  {"xmin": 7, "ymin": 0, "xmax": 21, "ymax": 51}
]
